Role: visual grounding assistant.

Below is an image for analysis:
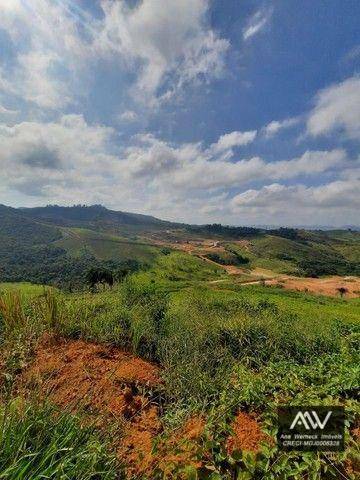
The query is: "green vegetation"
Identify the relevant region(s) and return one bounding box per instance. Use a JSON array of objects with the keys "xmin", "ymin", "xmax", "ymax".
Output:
[
  {"xmin": 0, "ymin": 282, "xmax": 50, "ymax": 296},
  {"xmin": 204, "ymin": 250, "xmax": 249, "ymax": 266},
  {"xmin": 0, "ymin": 206, "xmax": 165, "ymax": 288},
  {"xmin": 0, "ymin": 204, "xmax": 168, "ymax": 289},
  {"xmin": 0, "ymin": 265, "xmax": 359, "ymax": 479},
  {"xmin": 0, "ymin": 205, "xmax": 61, "ymax": 249},
  {"xmin": 1, "ymin": 205, "xmax": 359, "ymax": 288},
  {"xmin": 152, "ymin": 251, "xmax": 224, "ymax": 283},
  {"xmin": 55, "ymin": 228, "xmax": 160, "ymax": 263},
  {"xmin": 0, "ymin": 399, "xmax": 119, "ymax": 479},
  {"xmin": 214, "ymin": 282, "xmax": 360, "ymax": 325},
  {"xmin": 227, "ymin": 233, "xmax": 360, "ymax": 276},
  {"xmin": 188, "ymin": 223, "xmax": 260, "ymax": 238},
  {"xmin": 0, "ymin": 204, "xmax": 359, "ymax": 478}
]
